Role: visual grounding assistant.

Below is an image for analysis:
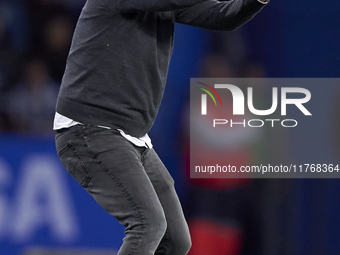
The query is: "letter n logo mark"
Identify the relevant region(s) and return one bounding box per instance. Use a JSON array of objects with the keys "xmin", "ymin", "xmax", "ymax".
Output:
[{"xmin": 197, "ymin": 82, "xmax": 222, "ymax": 115}]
